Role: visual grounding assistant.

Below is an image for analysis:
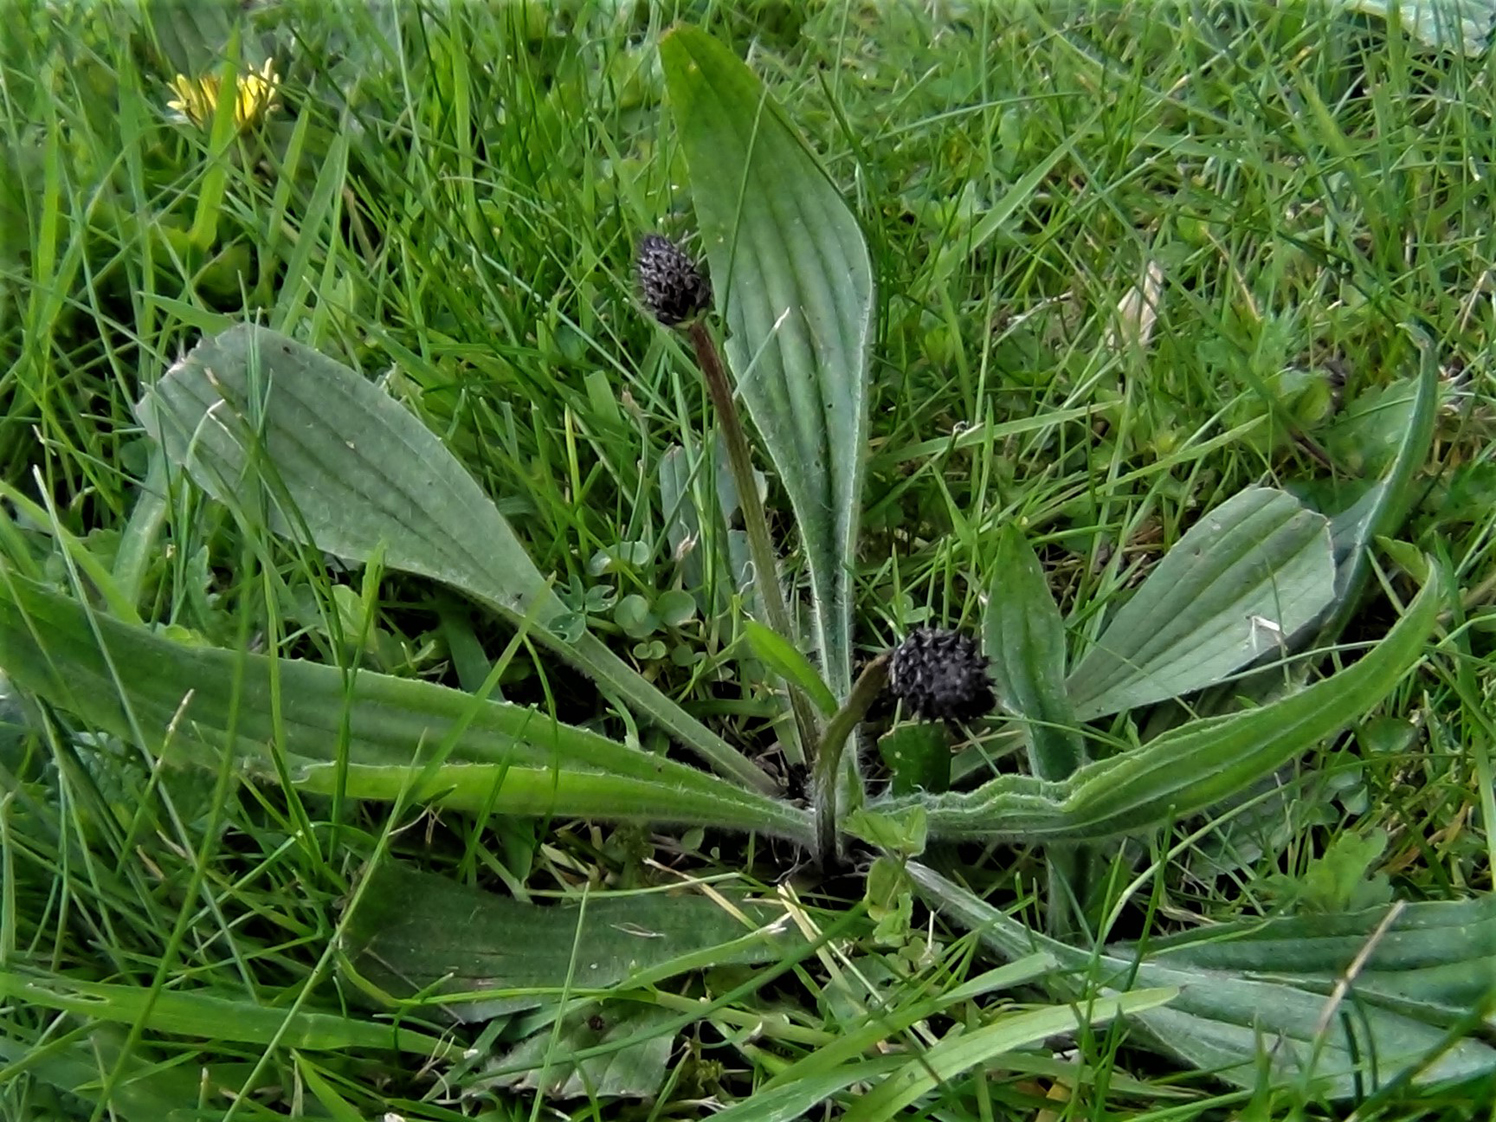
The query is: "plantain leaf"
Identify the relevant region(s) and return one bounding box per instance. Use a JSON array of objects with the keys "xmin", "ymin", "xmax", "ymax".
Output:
[
  {"xmin": 985, "ymin": 524, "xmax": 1085, "ymax": 780},
  {"xmin": 482, "ymin": 1002, "xmax": 678, "ymax": 1100},
  {"xmin": 343, "ymin": 862, "xmax": 801, "ymax": 1021},
  {"xmin": 1340, "ymin": 0, "xmax": 1496, "ymax": 55},
  {"xmin": 1322, "ymin": 339, "xmax": 1439, "ymax": 641},
  {"xmin": 134, "ymin": 323, "xmax": 770, "ymax": 790},
  {"xmin": 878, "ymin": 570, "xmax": 1440, "ymax": 841},
  {"xmin": 876, "ymin": 722, "xmax": 950, "ymax": 796},
  {"xmin": 1165, "ymin": 351, "xmax": 1441, "ymax": 727},
  {"xmin": 661, "ymin": 26, "xmax": 874, "ymax": 700},
  {"xmin": 909, "ymin": 863, "xmax": 1496, "ymax": 1098},
  {"xmin": 1067, "ymin": 487, "xmax": 1336, "ymax": 720},
  {"xmin": 138, "ymin": 324, "xmax": 554, "ymax": 621},
  {"xmin": 1130, "ymin": 895, "xmax": 1496, "ymax": 1030},
  {"xmin": 0, "ymin": 571, "xmax": 810, "ymax": 844},
  {"xmin": 296, "ymin": 760, "xmax": 809, "ymax": 840}
]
